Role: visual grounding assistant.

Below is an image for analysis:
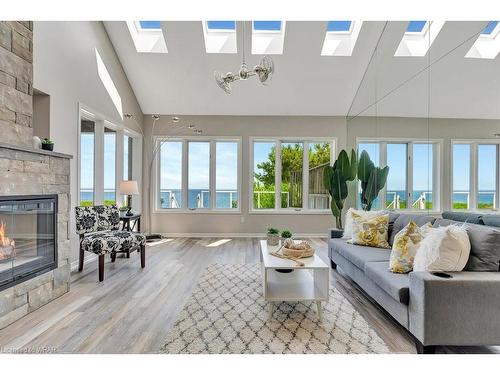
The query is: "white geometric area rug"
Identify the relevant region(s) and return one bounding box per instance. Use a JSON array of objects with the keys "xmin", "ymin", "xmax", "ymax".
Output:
[{"xmin": 160, "ymin": 263, "xmax": 390, "ymax": 354}]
